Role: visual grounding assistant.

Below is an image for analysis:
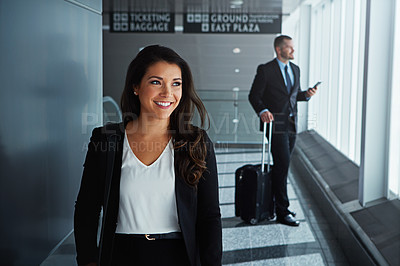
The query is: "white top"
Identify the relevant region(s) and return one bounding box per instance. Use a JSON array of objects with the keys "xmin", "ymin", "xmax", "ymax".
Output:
[{"xmin": 115, "ymin": 132, "xmax": 180, "ymax": 234}]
